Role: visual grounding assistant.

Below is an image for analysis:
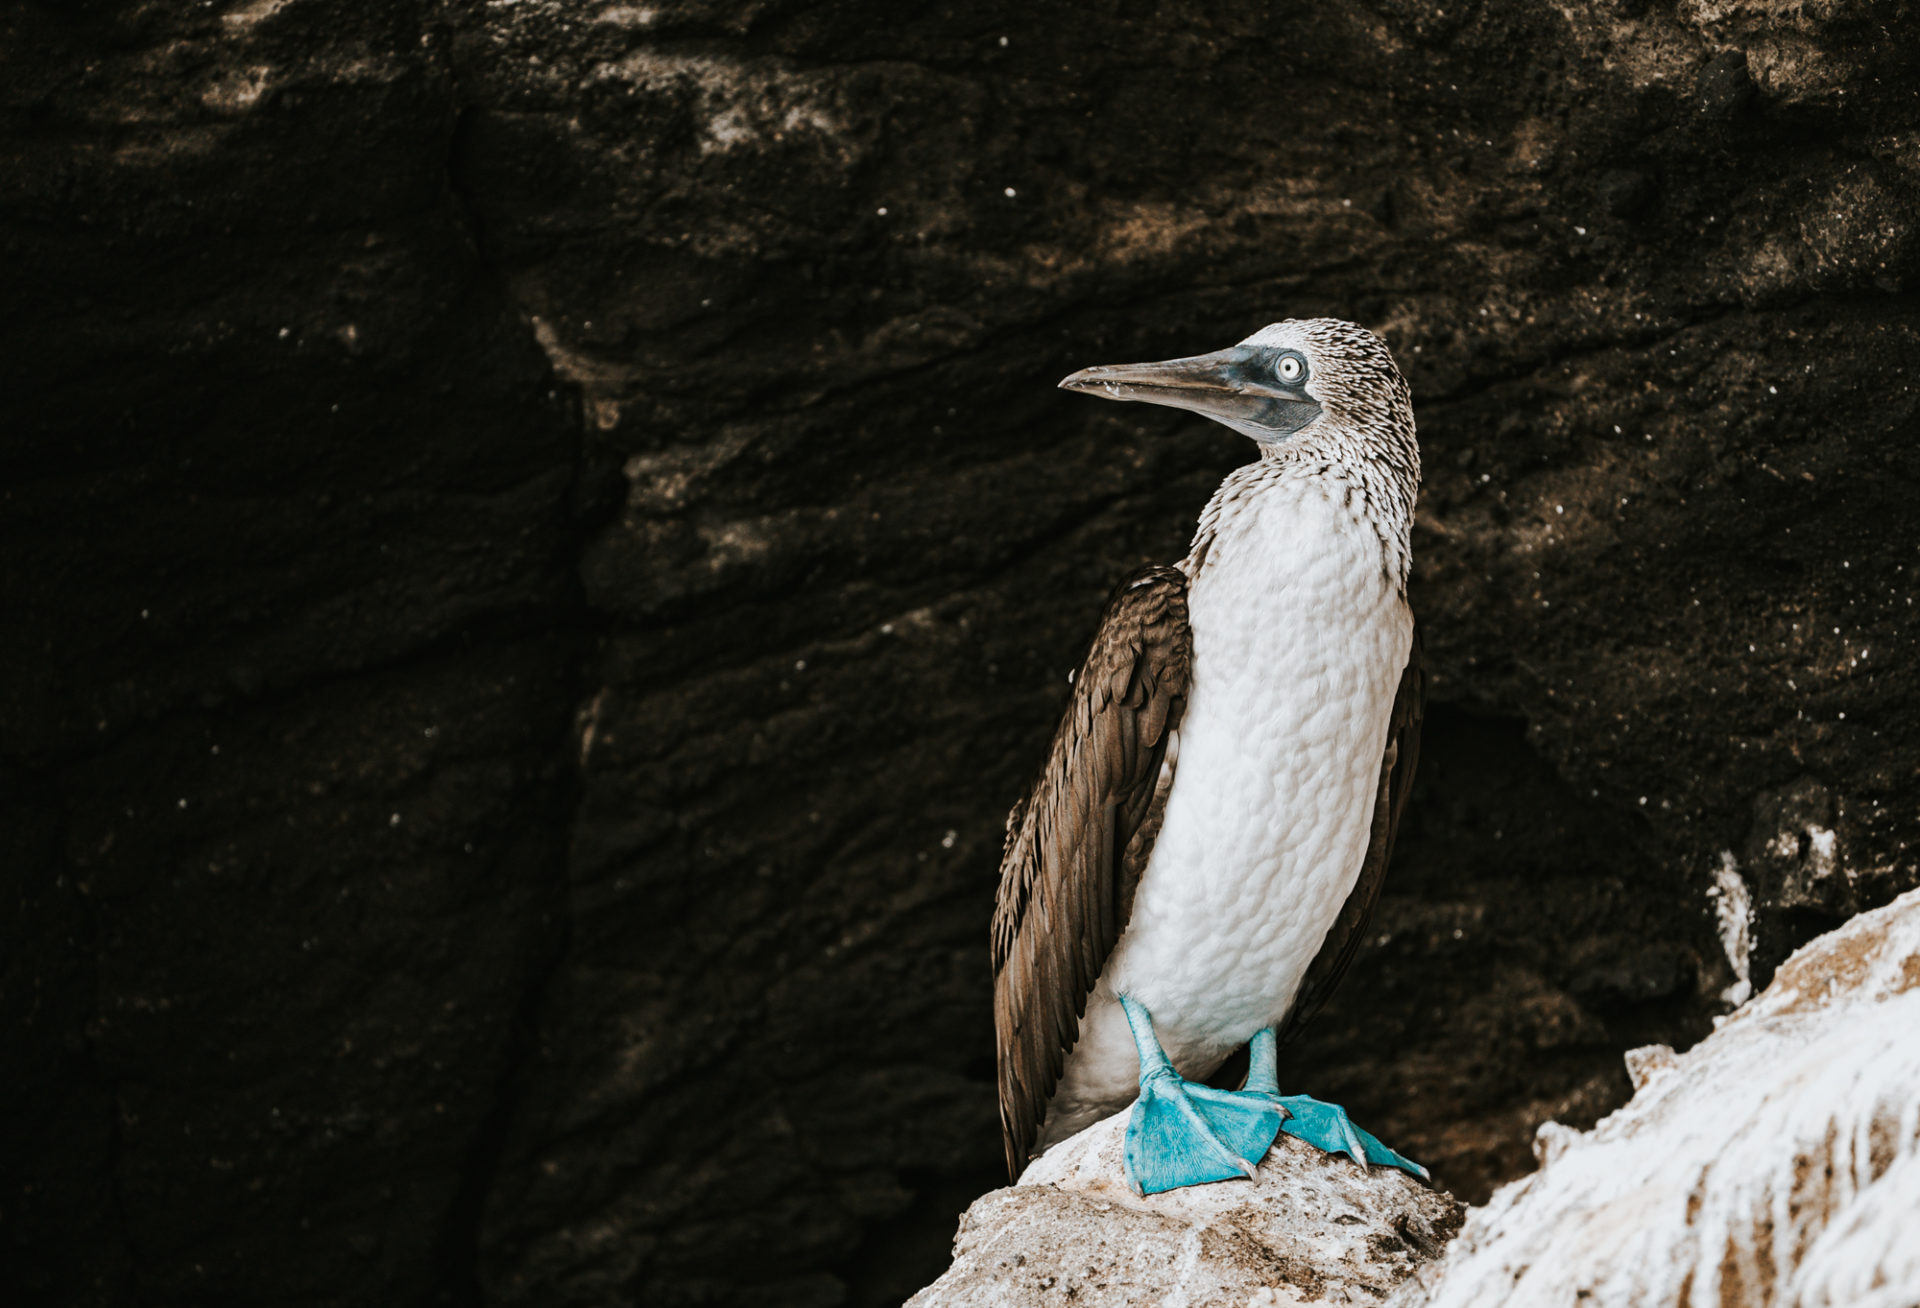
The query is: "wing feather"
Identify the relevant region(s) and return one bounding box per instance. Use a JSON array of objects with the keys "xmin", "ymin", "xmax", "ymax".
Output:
[{"xmin": 991, "ymin": 566, "xmax": 1192, "ymax": 1178}]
